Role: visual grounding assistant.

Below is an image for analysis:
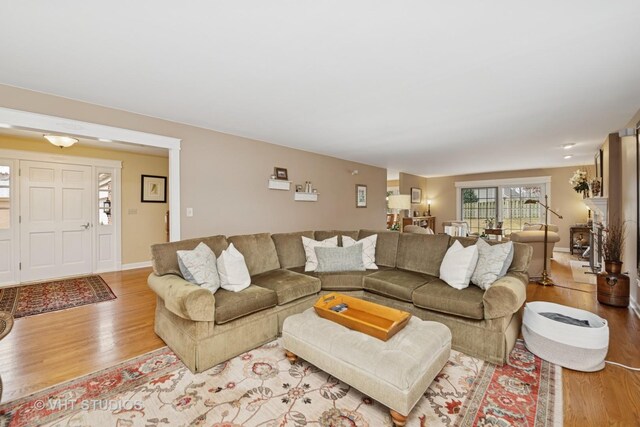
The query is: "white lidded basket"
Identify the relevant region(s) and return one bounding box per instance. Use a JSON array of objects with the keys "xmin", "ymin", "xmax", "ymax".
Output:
[{"xmin": 522, "ymin": 301, "xmax": 609, "ymax": 372}]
